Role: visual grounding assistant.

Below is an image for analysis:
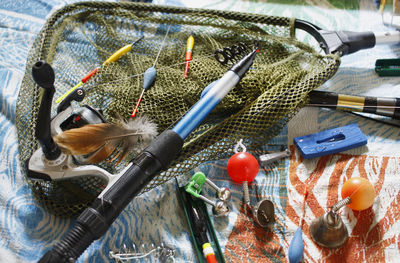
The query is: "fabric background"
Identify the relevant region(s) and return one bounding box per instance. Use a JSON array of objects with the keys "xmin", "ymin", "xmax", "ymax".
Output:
[{"xmin": 1, "ymin": 0, "xmax": 400, "ymax": 262}]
